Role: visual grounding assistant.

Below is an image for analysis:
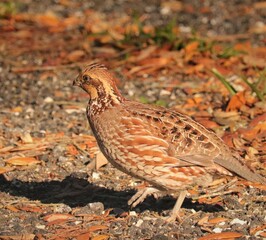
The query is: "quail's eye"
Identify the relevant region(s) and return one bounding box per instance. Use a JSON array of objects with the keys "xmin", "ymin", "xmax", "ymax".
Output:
[{"xmin": 83, "ymin": 75, "xmax": 90, "ymax": 81}]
